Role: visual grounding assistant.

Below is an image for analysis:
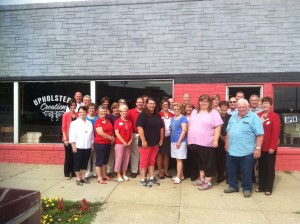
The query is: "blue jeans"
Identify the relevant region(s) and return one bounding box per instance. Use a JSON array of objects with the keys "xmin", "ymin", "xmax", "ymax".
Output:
[{"xmin": 226, "ymin": 153, "xmax": 254, "ymax": 192}]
